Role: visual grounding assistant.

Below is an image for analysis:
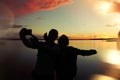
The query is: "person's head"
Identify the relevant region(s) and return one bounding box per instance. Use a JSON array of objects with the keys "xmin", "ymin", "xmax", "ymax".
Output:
[
  {"xmin": 58, "ymin": 34, "xmax": 69, "ymax": 47},
  {"xmin": 48, "ymin": 29, "xmax": 58, "ymax": 41}
]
